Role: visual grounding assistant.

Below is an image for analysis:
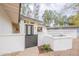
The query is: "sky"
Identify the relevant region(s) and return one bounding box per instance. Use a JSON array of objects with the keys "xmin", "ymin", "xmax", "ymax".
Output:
[
  {"xmin": 25, "ymin": 3, "xmax": 76, "ymax": 21},
  {"xmin": 39, "ymin": 3, "xmax": 66, "ymax": 20},
  {"xmin": 39, "ymin": 3, "xmax": 65, "ymax": 13}
]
